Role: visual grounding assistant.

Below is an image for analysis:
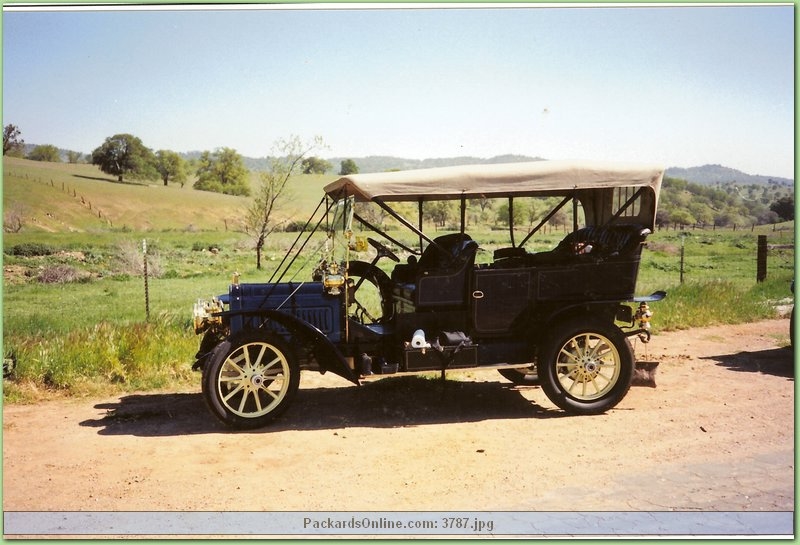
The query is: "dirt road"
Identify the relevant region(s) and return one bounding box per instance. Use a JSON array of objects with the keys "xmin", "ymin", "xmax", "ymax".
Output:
[{"xmin": 3, "ymin": 319, "xmax": 794, "ymax": 533}]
